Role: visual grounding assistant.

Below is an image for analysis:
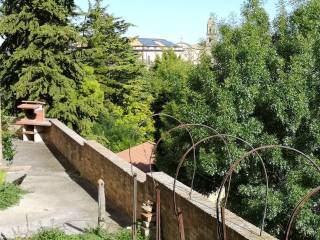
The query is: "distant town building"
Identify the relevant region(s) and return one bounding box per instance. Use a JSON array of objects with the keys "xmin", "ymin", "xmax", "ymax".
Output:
[
  {"xmin": 131, "ymin": 37, "xmax": 203, "ymax": 65},
  {"xmin": 131, "ymin": 17, "xmax": 217, "ymax": 66},
  {"xmin": 176, "ymin": 41, "xmax": 202, "ymax": 64},
  {"xmin": 131, "ymin": 38, "xmax": 184, "ymax": 66}
]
